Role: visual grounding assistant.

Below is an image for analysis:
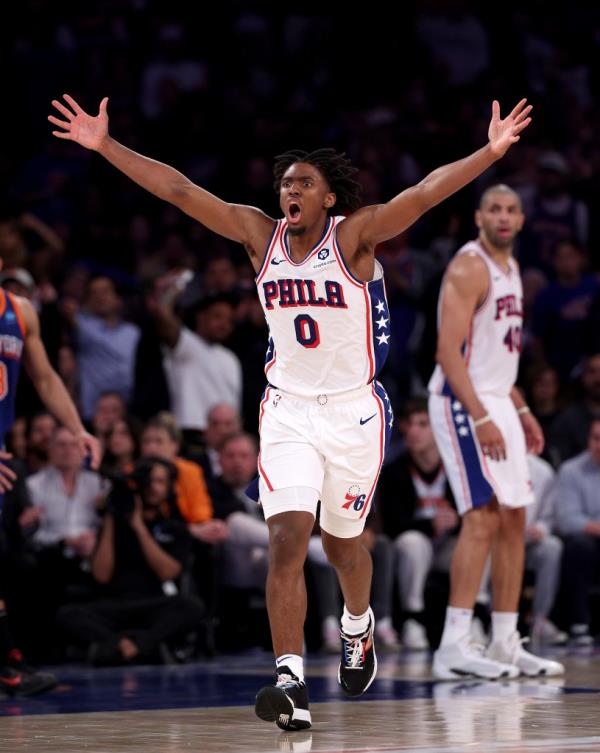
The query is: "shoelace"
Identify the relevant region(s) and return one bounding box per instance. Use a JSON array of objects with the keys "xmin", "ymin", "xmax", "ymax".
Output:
[
  {"xmin": 276, "ymin": 673, "xmax": 300, "ymax": 688},
  {"xmin": 342, "ymin": 632, "xmax": 368, "ymax": 668}
]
